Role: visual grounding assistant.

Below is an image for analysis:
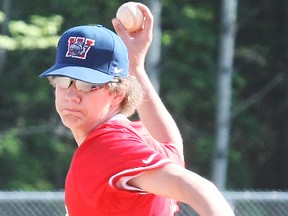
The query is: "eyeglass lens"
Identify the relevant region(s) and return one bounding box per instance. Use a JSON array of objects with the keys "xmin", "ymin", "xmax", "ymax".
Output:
[{"xmin": 52, "ymin": 77, "xmax": 104, "ymax": 92}]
